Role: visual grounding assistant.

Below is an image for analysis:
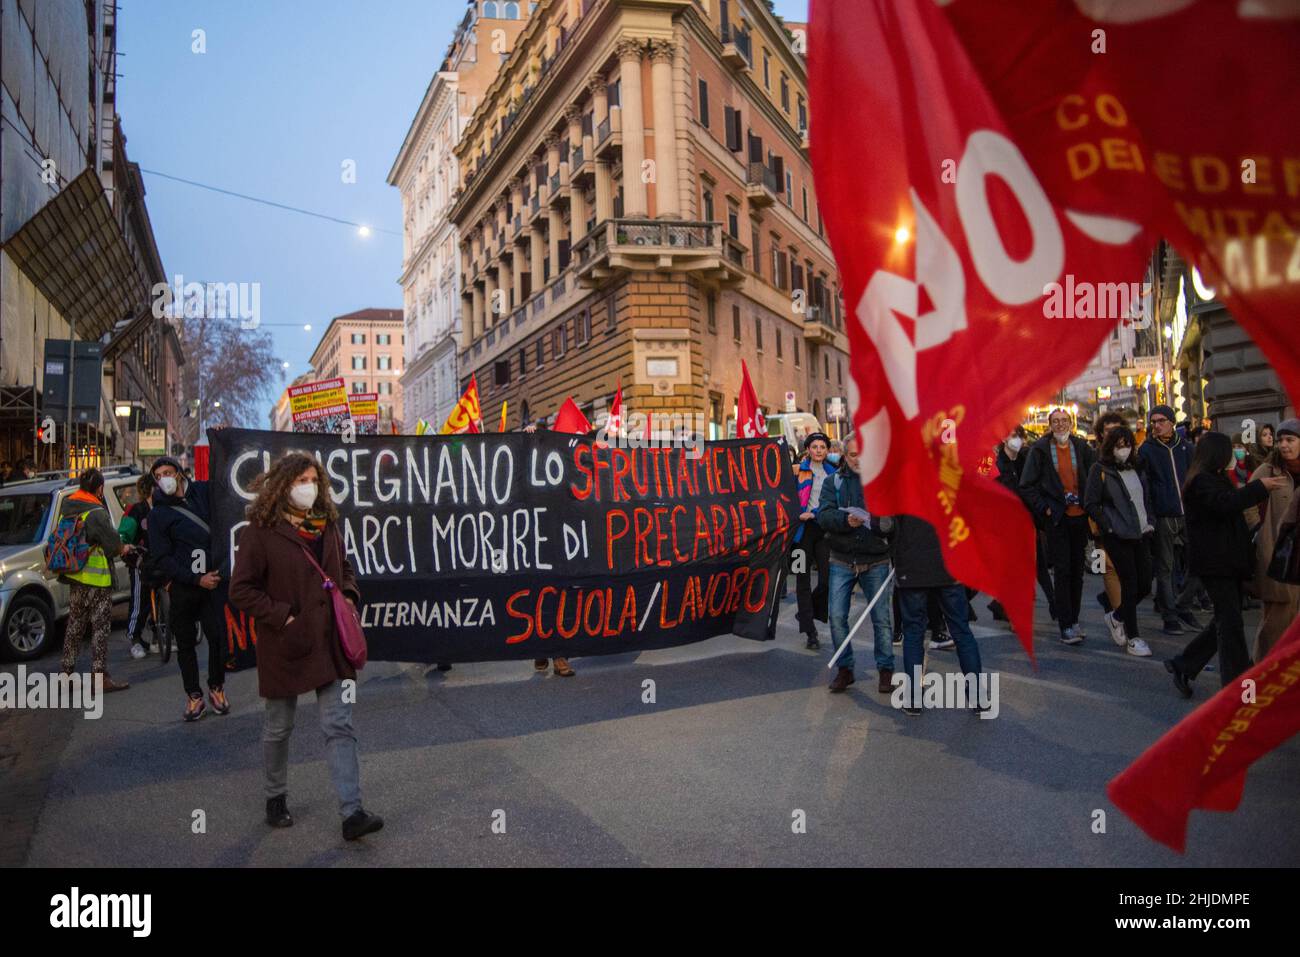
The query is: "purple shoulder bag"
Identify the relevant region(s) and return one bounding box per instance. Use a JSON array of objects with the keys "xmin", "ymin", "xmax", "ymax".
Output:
[{"xmin": 298, "ymin": 540, "xmax": 367, "ymax": 670}]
